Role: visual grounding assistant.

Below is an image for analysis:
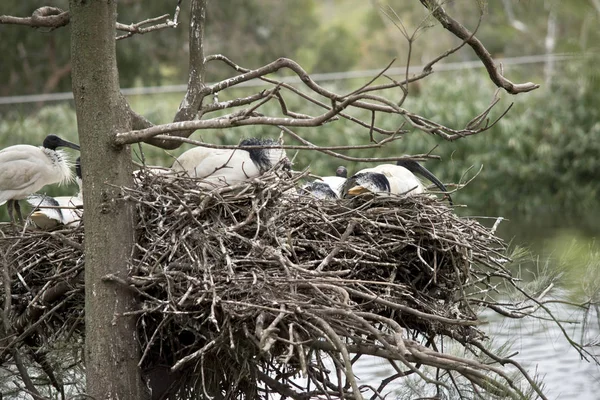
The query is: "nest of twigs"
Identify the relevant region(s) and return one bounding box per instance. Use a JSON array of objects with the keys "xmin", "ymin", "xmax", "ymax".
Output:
[{"xmin": 1, "ymin": 166, "xmax": 517, "ymax": 399}]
